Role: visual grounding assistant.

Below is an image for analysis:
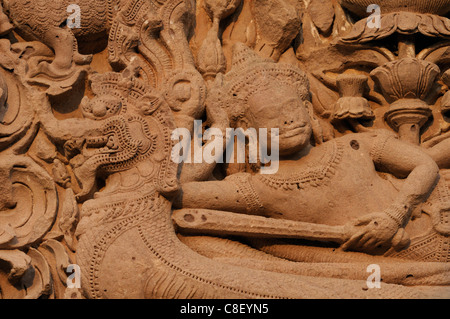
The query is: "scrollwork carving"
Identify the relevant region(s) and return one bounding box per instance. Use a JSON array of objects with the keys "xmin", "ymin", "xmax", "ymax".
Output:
[{"xmin": 0, "ymin": 0, "xmax": 449, "ymax": 300}]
